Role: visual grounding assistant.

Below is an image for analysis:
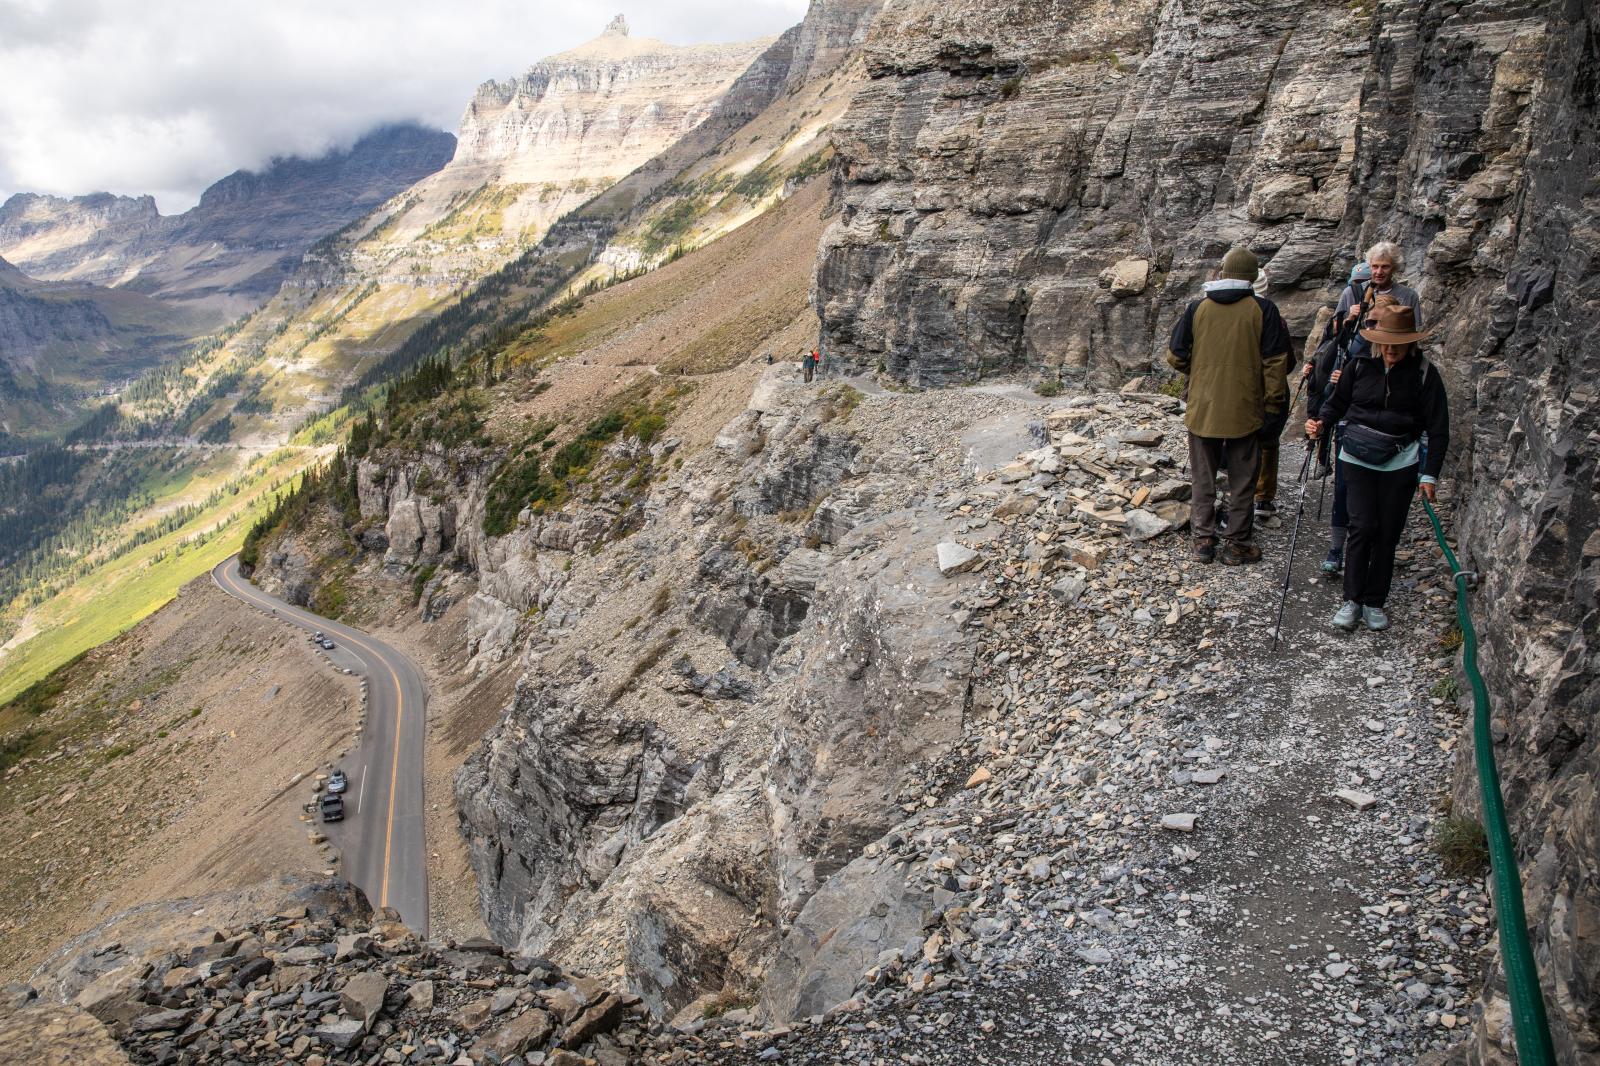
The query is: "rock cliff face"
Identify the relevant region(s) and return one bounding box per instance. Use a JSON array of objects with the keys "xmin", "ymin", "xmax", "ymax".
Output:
[
  {"xmin": 454, "ymin": 17, "xmax": 766, "ymax": 182},
  {"xmin": 0, "ymin": 255, "xmax": 210, "ymax": 437},
  {"xmin": 354, "ymin": 19, "xmax": 772, "ymax": 280},
  {"xmin": 0, "ymin": 123, "xmax": 456, "ymax": 312},
  {"xmin": 815, "ymin": 0, "xmax": 1374, "ymax": 386},
  {"xmin": 814, "ymin": 0, "xmax": 1598, "ymax": 1056}
]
